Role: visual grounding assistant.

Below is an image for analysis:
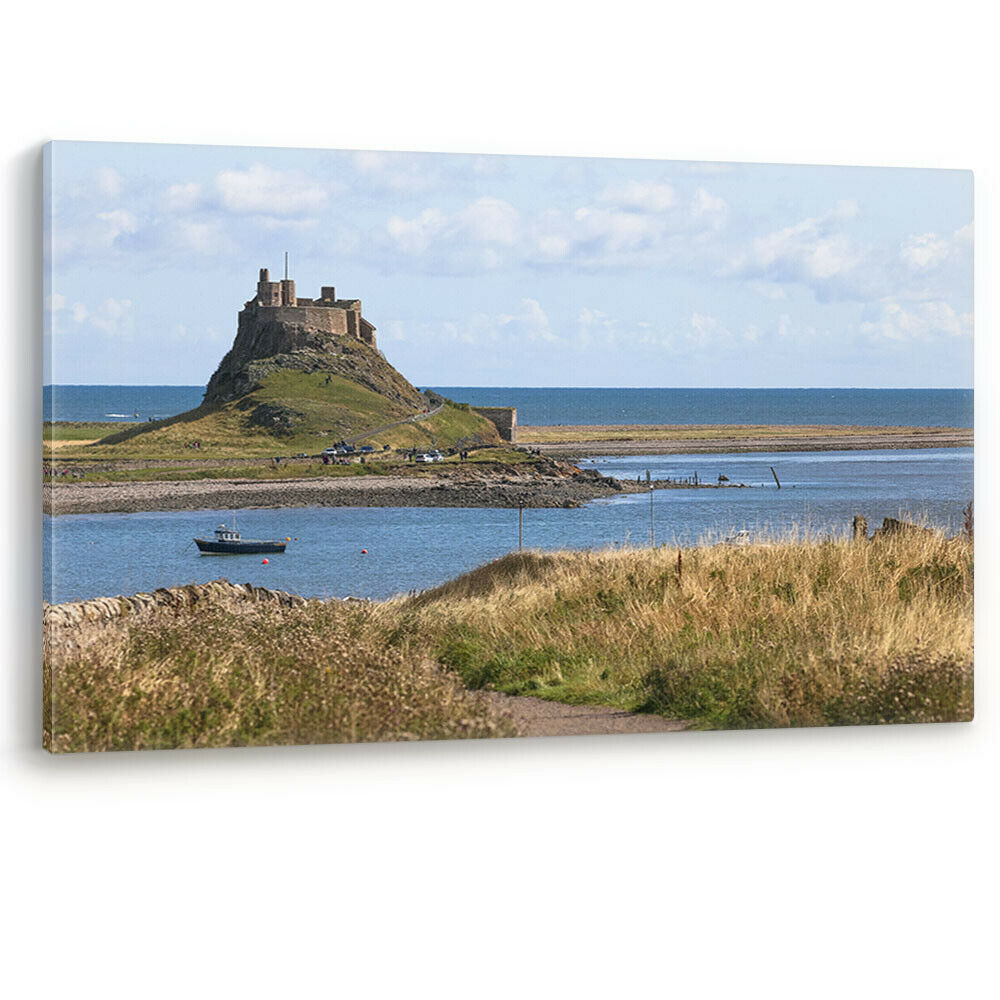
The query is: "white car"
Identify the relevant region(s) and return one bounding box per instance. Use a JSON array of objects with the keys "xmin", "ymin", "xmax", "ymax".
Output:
[{"xmin": 414, "ymin": 453, "xmax": 433, "ymax": 463}]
